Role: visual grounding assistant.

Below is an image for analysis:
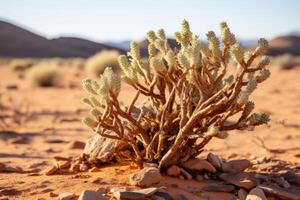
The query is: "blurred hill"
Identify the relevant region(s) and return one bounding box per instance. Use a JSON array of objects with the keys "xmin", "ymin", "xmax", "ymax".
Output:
[
  {"xmin": 1, "ymin": 20, "xmax": 300, "ymax": 58},
  {"xmin": 0, "ymin": 20, "xmax": 125, "ymax": 58},
  {"xmin": 267, "ymin": 35, "xmax": 300, "ymax": 56}
]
